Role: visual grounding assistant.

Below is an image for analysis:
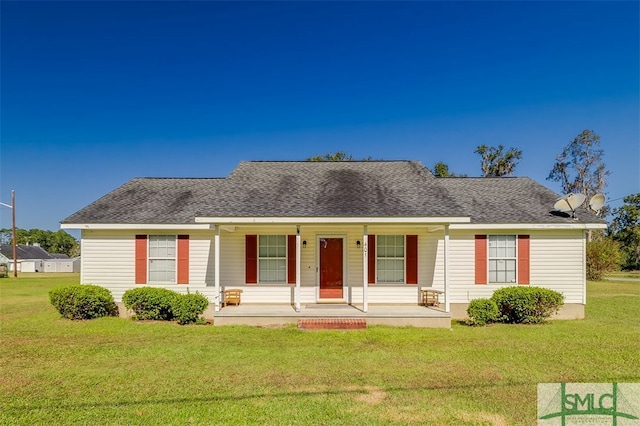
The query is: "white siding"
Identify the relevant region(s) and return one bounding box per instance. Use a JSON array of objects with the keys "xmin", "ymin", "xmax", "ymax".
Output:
[
  {"xmin": 79, "ymin": 226, "xmax": 586, "ymax": 306},
  {"xmin": 350, "ymin": 286, "xmax": 423, "ymax": 304},
  {"xmin": 530, "ymin": 231, "xmax": 585, "ymax": 304},
  {"xmin": 448, "ymin": 230, "xmax": 586, "ymax": 304},
  {"xmin": 190, "ymin": 233, "xmax": 215, "ymax": 284},
  {"xmin": 81, "ymin": 230, "xmax": 136, "ymax": 286},
  {"xmin": 81, "ymin": 229, "xmax": 215, "ymax": 302}
]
